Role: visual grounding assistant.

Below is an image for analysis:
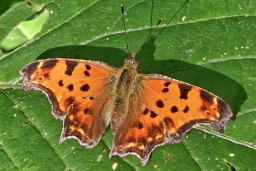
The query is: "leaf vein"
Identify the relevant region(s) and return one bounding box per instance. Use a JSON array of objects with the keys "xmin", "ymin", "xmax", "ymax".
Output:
[{"xmin": 195, "ymin": 127, "xmax": 256, "ymax": 150}]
